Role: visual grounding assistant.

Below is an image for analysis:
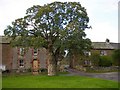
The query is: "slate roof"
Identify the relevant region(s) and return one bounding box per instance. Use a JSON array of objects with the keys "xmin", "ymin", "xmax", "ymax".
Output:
[
  {"xmin": 0, "ymin": 36, "xmax": 11, "ymax": 44},
  {"xmin": 92, "ymin": 42, "xmax": 120, "ymax": 50},
  {"xmin": 110, "ymin": 43, "xmax": 120, "ymax": 49},
  {"xmin": 0, "ymin": 36, "xmax": 119, "ymax": 49}
]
